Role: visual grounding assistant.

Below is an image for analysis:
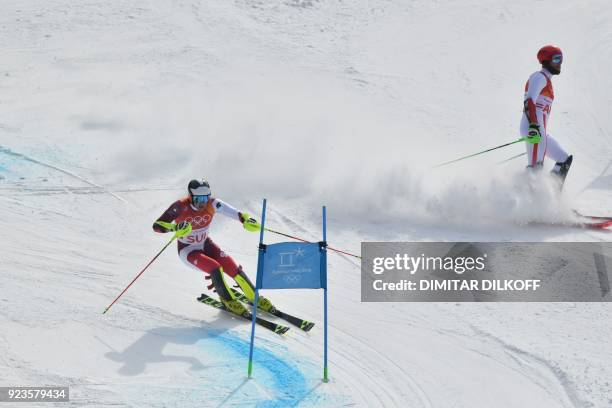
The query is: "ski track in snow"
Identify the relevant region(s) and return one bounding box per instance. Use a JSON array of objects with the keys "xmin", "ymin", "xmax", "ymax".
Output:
[
  {"xmin": 0, "ymin": 145, "xmax": 129, "ymax": 204},
  {"xmin": 468, "ymin": 325, "xmax": 585, "ymax": 408}
]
